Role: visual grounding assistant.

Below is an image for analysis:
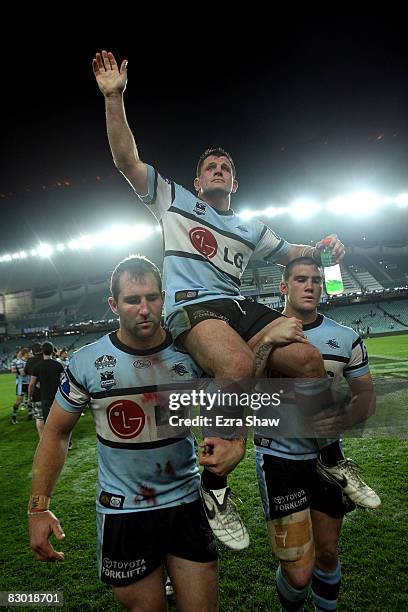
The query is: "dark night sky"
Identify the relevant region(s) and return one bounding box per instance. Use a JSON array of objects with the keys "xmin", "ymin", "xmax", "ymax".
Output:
[{"xmin": 1, "ymin": 19, "xmax": 408, "ymax": 259}]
